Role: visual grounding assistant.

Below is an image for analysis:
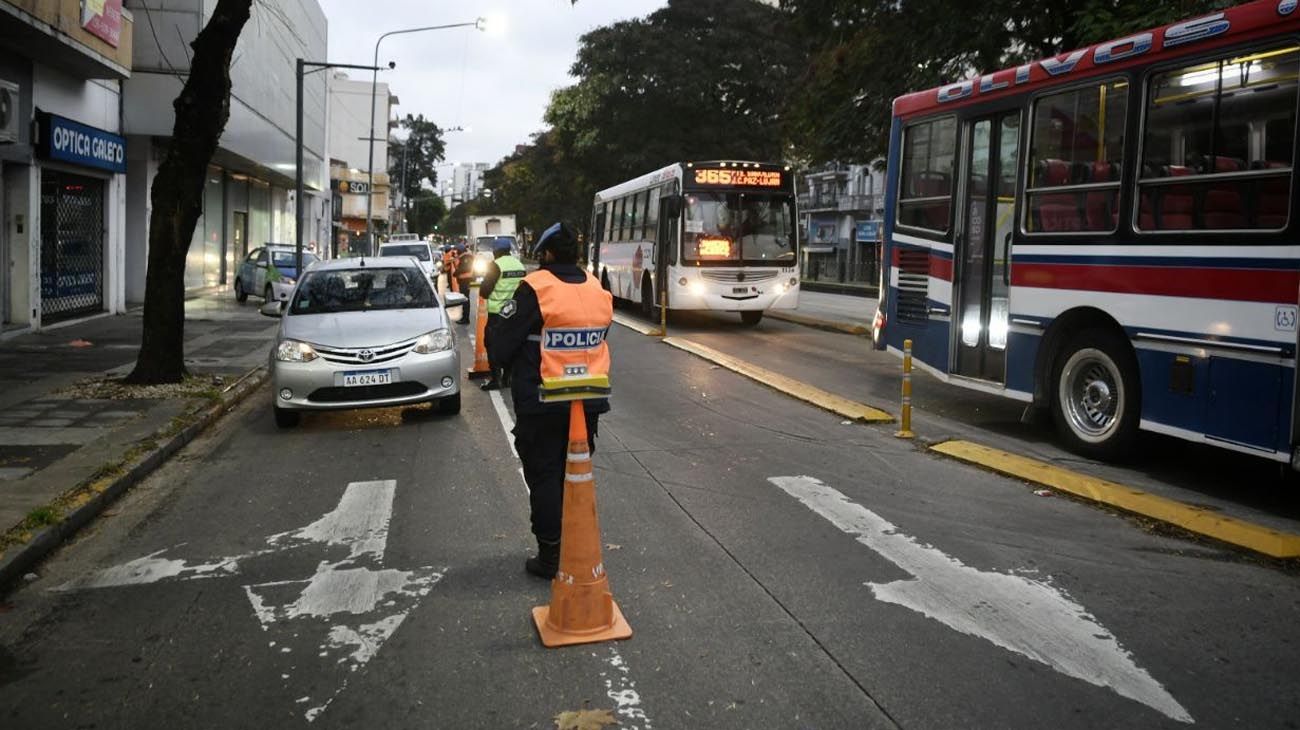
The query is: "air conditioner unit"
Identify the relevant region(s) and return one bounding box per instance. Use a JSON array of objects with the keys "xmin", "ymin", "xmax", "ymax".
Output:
[{"xmin": 0, "ymin": 79, "xmax": 19, "ymax": 144}]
